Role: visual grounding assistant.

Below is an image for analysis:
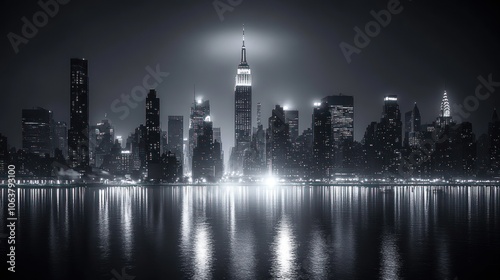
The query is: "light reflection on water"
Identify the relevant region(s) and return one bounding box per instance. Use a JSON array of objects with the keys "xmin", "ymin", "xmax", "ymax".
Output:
[{"xmin": 0, "ymin": 185, "xmax": 499, "ymax": 279}]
